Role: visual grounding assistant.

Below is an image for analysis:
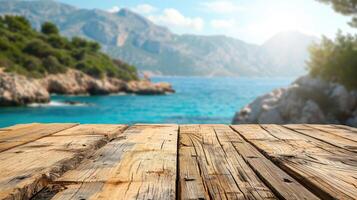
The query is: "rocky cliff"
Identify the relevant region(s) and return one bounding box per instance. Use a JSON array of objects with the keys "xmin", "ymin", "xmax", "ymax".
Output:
[
  {"xmin": 232, "ymin": 75, "xmax": 357, "ymax": 127},
  {"xmin": 0, "ymin": 72, "xmax": 49, "ymax": 106},
  {"xmin": 0, "ymin": 69, "xmax": 174, "ymax": 106}
]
